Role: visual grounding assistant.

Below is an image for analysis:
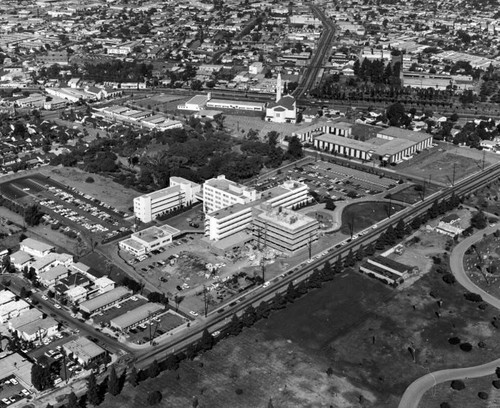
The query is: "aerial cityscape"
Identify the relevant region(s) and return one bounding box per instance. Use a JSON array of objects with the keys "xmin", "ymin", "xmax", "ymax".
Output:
[{"xmin": 0, "ymin": 0, "xmax": 500, "ymax": 407}]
